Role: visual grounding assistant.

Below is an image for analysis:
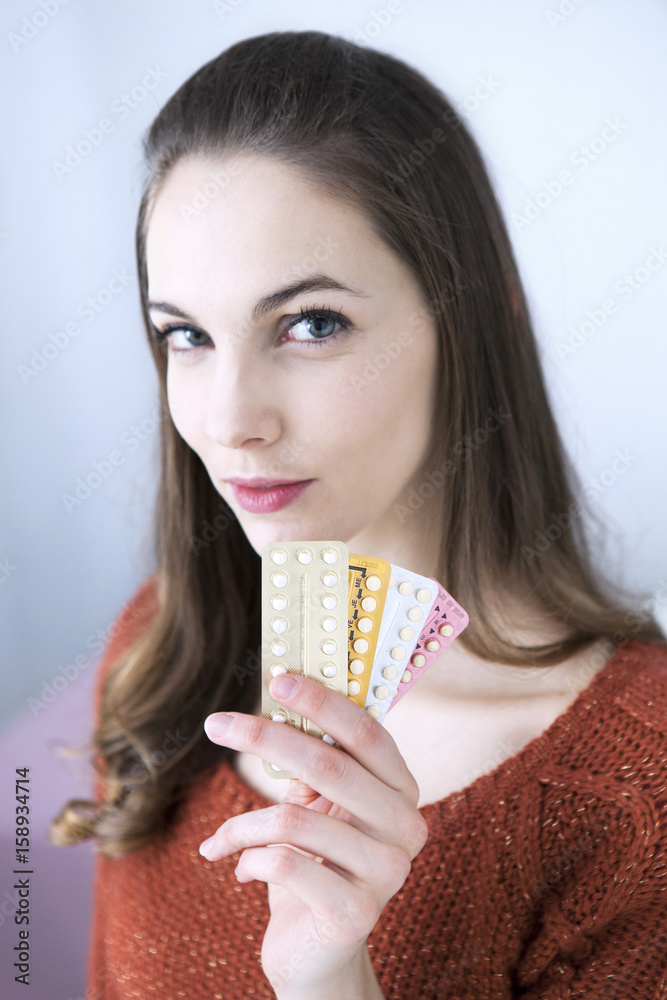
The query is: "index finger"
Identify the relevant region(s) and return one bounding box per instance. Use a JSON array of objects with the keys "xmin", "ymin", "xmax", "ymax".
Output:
[{"xmin": 206, "ymin": 673, "xmax": 422, "ymax": 832}]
